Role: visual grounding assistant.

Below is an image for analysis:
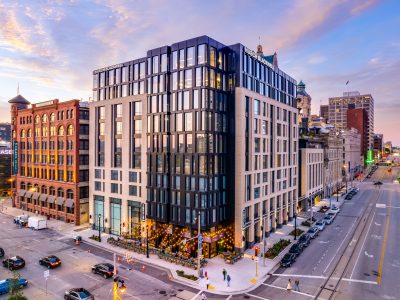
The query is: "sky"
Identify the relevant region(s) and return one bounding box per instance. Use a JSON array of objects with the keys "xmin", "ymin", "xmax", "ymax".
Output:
[{"xmin": 0, "ymin": 0, "xmax": 399, "ymax": 144}]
